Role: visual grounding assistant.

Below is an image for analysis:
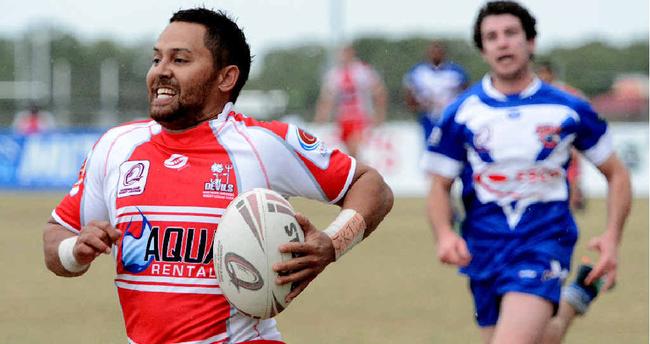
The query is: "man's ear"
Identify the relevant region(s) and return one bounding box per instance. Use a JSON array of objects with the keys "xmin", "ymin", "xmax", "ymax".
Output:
[{"xmin": 217, "ymin": 65, "xmax": 240, "ymax": 93}]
